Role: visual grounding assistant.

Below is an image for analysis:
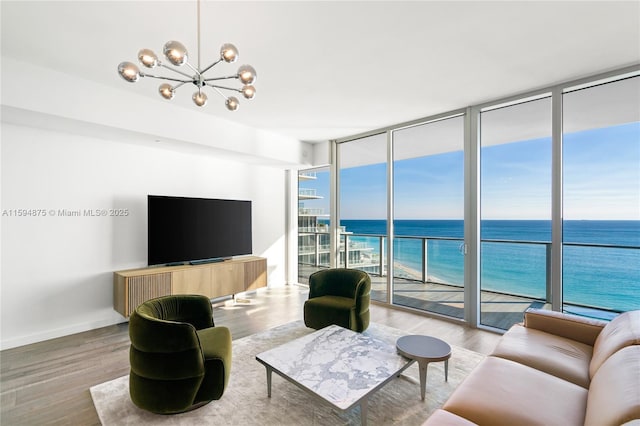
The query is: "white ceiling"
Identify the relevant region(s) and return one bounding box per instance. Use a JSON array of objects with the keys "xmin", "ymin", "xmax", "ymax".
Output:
[{"xmin": 1, "ymin": 1, "xmax": 639, "ymax": 143}]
